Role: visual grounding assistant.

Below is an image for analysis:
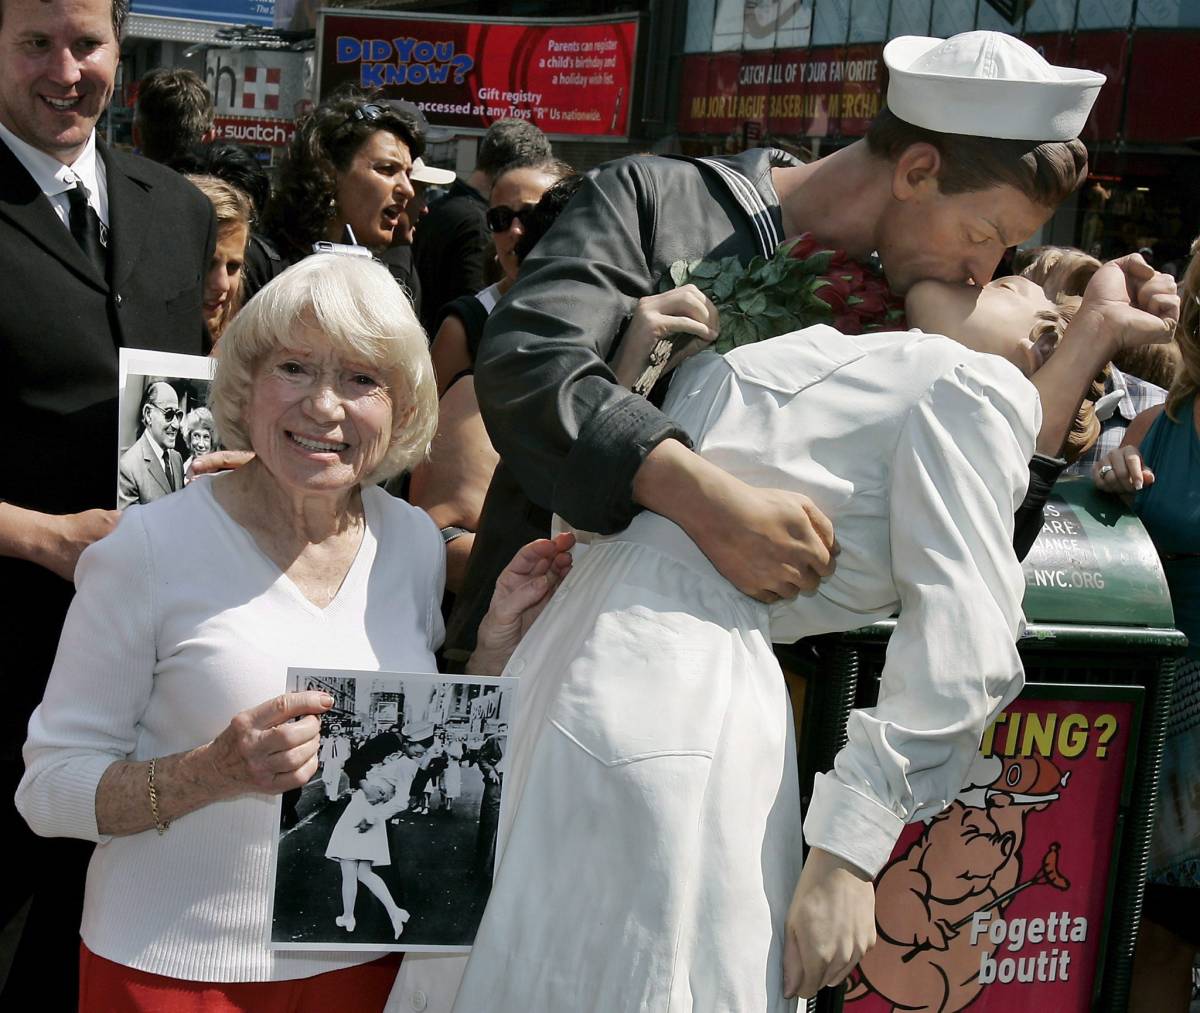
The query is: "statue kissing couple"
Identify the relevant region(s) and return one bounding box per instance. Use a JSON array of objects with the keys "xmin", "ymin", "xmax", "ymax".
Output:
[{"xmin": 435, "ymin": 31, "xmax": 1181, "ymax": 1013}]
